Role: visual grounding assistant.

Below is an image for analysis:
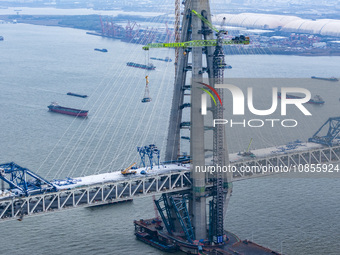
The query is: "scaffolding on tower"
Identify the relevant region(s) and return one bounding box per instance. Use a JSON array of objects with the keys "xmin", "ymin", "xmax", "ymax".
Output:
[{"xmin": 174, "ymin": 0, "xmax": 181, "ymax": 72}]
